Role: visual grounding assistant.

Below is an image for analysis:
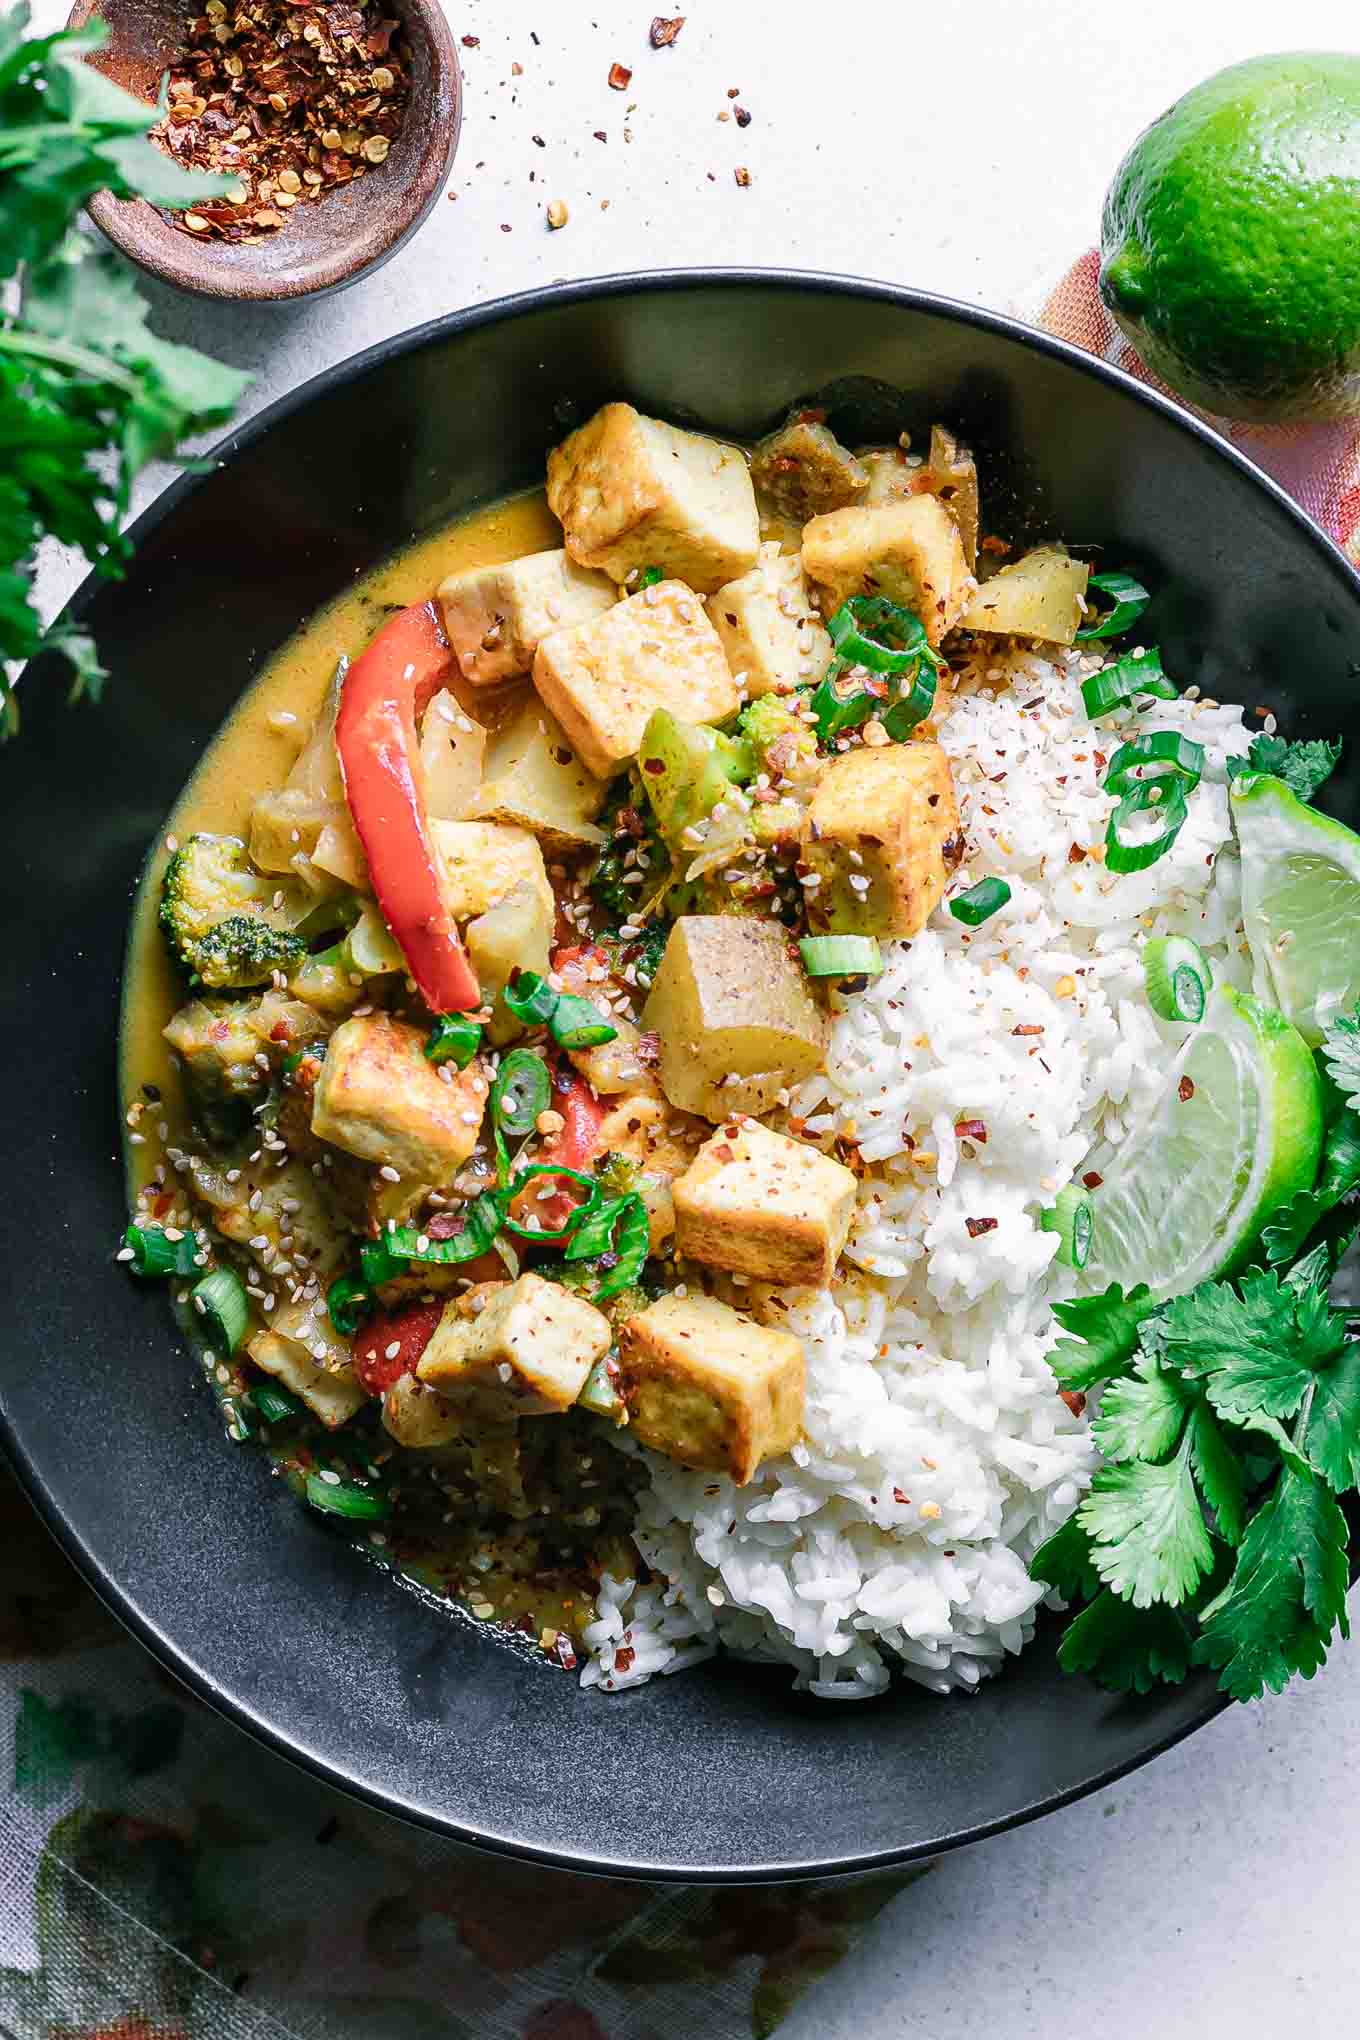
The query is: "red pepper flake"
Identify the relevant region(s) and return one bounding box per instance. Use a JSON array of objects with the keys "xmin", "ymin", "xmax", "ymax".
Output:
[
  {"xmin": 1179, "ymin": 1075, "xmax": 1196, "ymax": 1102},
  {"xmin": 892, "ymin": 1487, "xmax": 910, "ymax": 1504},
  {"xmin": 650, "ymin": 14, "xmax": 685, "ymax": 46},
  {"xmin": 613, "ymin": 1646, "xmax": 635, "ymax": 1673},
  {"xmin": 965, "ymin": 1216, "xmax": 999, "ymax": 1239},
  {"xmin": 1012, "ymin": 1023, "xmax": 1044, "ymax": 1037},
  {"xmin": 554, "ymin": 1634, "xmax": 578, "ymax": 1670},
  {"xmin": 461, "ymin": 33, "xmax": 479, "ymax": 45},
  {"xmin": 608, "ymin": 61, "xmax": 632, "ymax": 89},
  {"xmin": 593, "ymin": 129, "xmax": 608, "ymax": 142},
  {"xmin": 954, "ymin": 1118, "xmax": 988, "ymax": 1143},
  {"xmin": 734, "ymin": 165, "xmax": 752, "ymax": 187},
  {"xmin": 1067, "ymin": 842, "xmax": 1086, "ymax": 864},
  {"xmin": 980, "ymin": 534, "xmax": 1012, "ymax": 557},
  {"xmin": 1082, "ymin": 1170, "xmax": 1103, "ymax": 1189},
  {"xmin": 1059, "ymin": 1389, "xmax": 1087, "ymax": 1418},
  {"xmin": 734, "ymin": 104, "xmax": 751, "ymax": 126}
]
